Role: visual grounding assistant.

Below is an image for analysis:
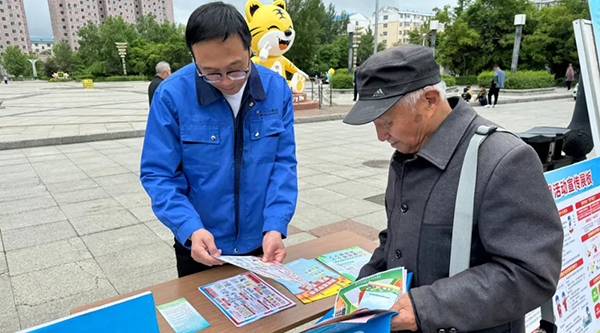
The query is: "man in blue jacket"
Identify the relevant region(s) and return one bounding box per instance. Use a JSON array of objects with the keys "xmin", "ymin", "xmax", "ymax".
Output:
[
  {"xmin": 485, "ymin": 64, "xmax": 506, "ymax": 108},
  {"xmin": 140, "ymin": 2, "xmax": 298, "ymax": 278}
]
